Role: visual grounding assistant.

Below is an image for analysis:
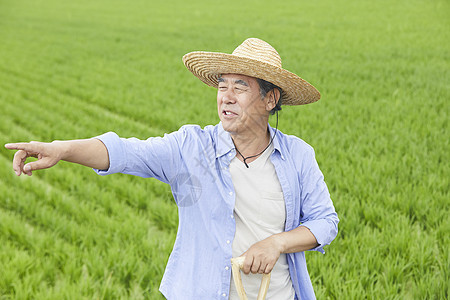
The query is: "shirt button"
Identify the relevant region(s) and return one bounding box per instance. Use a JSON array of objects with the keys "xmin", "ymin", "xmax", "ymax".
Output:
[
  {"xmin": 230, "ymin": 214, "xmax": 234, "ymax": 219},
  {"xmin": 225, "ymin": 266, "xmax": 229, "ymax": 270},
  {"xmin": 226, "ymin": 240, "xmax": 231, "ymax": 244},
  {"xmin": 229, "ymin": 191, "xmax": 233, "ymax": 196},
  {"xmin": 228, "ymin": 153, "xmax": 233, "ymax": 157},
  {"xmin": 222, "ymin": 293, "xmax": 227, "ymax": 297}
]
